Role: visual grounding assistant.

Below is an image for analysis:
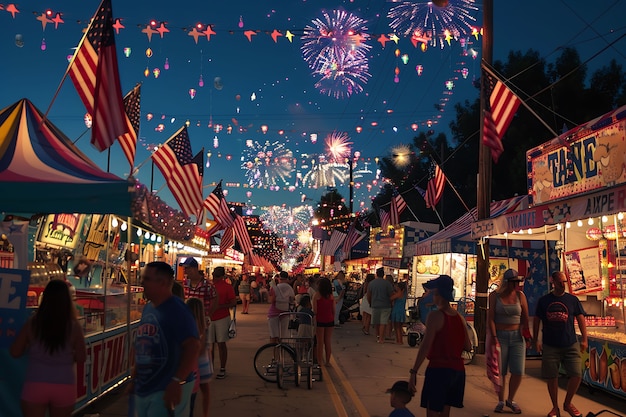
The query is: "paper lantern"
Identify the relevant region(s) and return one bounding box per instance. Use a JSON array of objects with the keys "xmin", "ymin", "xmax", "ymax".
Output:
[{"xmin": 84, "ymin": 113, "xmax": 92, "ymax": 129}]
